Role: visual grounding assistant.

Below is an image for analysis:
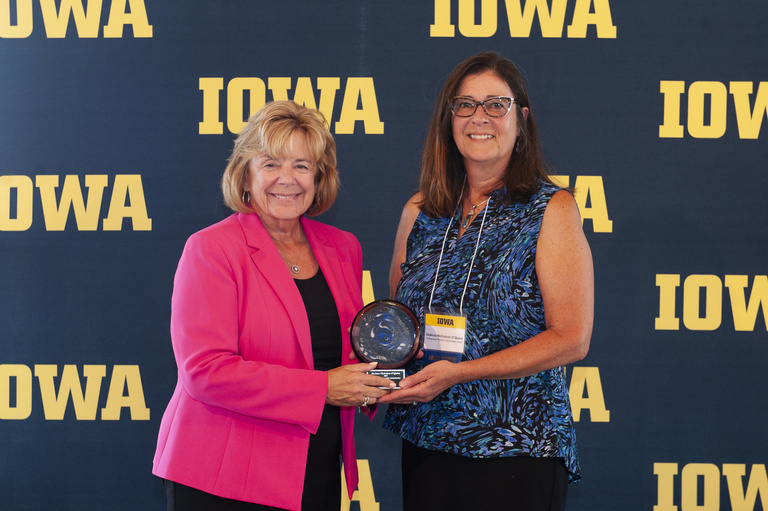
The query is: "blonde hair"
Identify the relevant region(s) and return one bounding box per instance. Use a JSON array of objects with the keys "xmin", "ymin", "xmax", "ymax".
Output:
[{"xmin": 221, "ymin": 101, "xmax": 339, "ymax": 215}]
